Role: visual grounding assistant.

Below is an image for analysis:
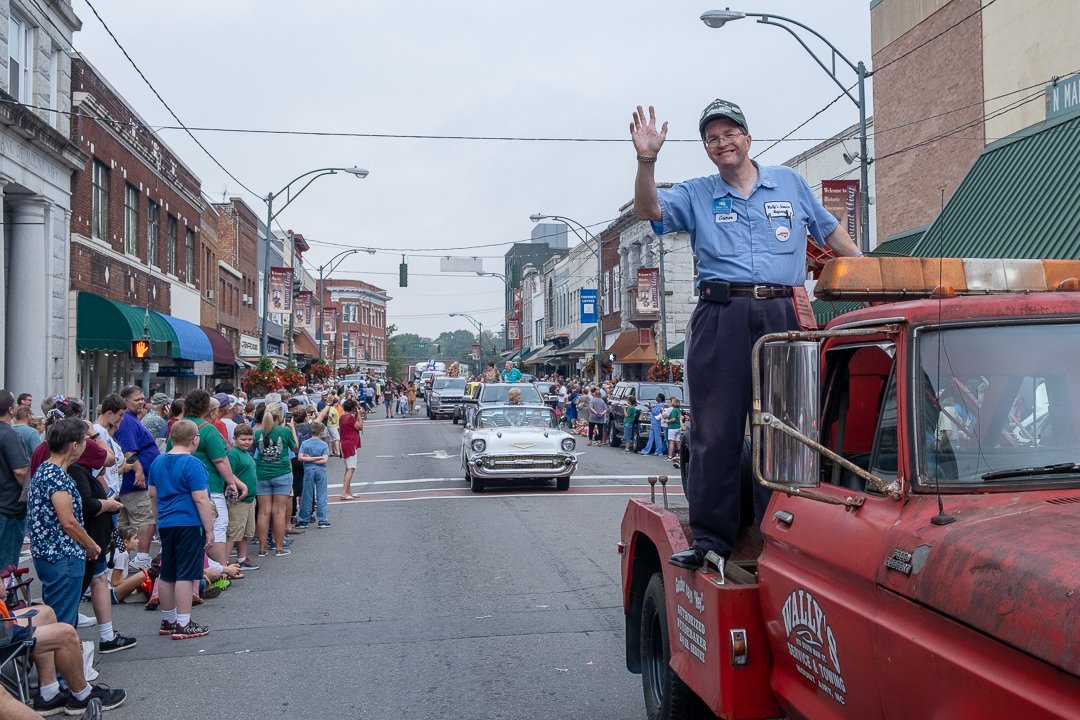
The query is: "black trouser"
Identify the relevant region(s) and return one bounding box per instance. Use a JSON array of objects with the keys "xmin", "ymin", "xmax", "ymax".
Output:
[
  {"xmin": 291, "ymin": 458, "xmax": 304, "ymax": 517},
  {"xmin": 685, "ymin": 295, "xmax": 799, "ymax": 558}
]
